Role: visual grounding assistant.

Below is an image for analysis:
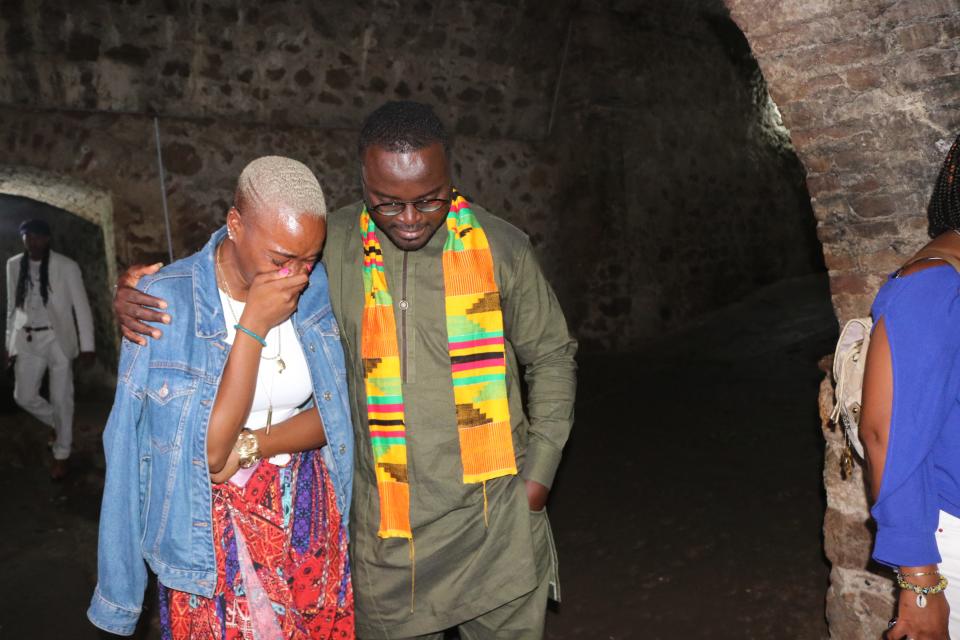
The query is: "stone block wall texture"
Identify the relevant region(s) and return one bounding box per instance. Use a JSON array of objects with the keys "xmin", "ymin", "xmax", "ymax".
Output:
[
  {"xmin": 551, "ymin": 0, "xmax": 822, "ymax": 347},
  {"xmin": 0, "ymin": 0, "xmax": 823, "ymax": 353},
  {"xmin": 0, "ymin": 105, "xmax": 563, "ymax": 280},
  {"xmin": 726, "ymin": 0, "xmax": 960, "ymax": 637},
  {"xmin": 0, "ymin": 0, "xmax": 571, "ymax": 138}
]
